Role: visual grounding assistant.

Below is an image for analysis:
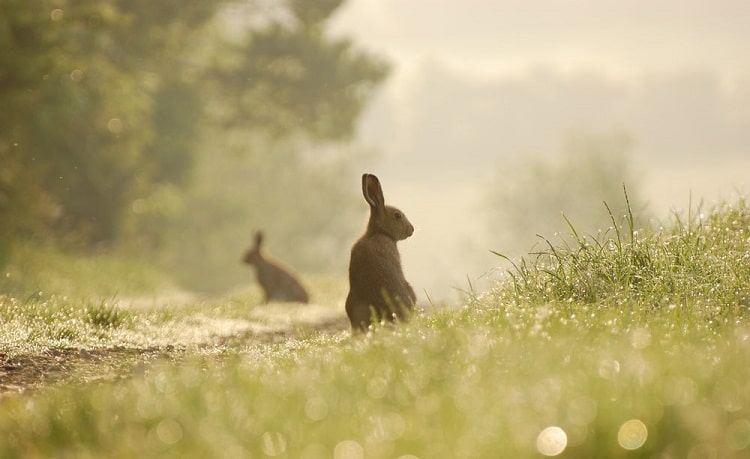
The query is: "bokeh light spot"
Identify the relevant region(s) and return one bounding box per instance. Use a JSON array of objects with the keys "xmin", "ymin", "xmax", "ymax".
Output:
[
  {"xmin": 727, "ymin": 419, "xmax": 750, "ymax": 451},
  {"xmin": 536, "ymin": 426, "xmax": 568, "ymax": 456},
  {"xmin": 304, "ymin": 396, "xmax": 328, "ymax": 421},
  {"xmin": 618, "ymin": 419, "xmax": 648, "ymax": 450},
  {"xmin": 597, "ymin": 358, "xmax": 621, "ymax": 379},
  {"xmin": 334, "ymin": 440, "xmax": 364, "ymax": 459},
  {"xmin": 261, "ymin": 431, "xmax": 287, "ymax": 457},
  {"xmin": 70, "ymin": 69, "xmax": 83, "ymax": 82},
  {"xmin": 155, "ymin": 419, "xmax": 182, "ymax": 445},
  {"xmin": 630, "ymin": 326, "xmax": 651, "ymax": 349},
  {"xmin": 107, "ymin": 118, "xmax": 123, "ymax": 134},
  {"xmin": 367, "ymin": 376, "xmax": 388, "ymax": 399}
]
